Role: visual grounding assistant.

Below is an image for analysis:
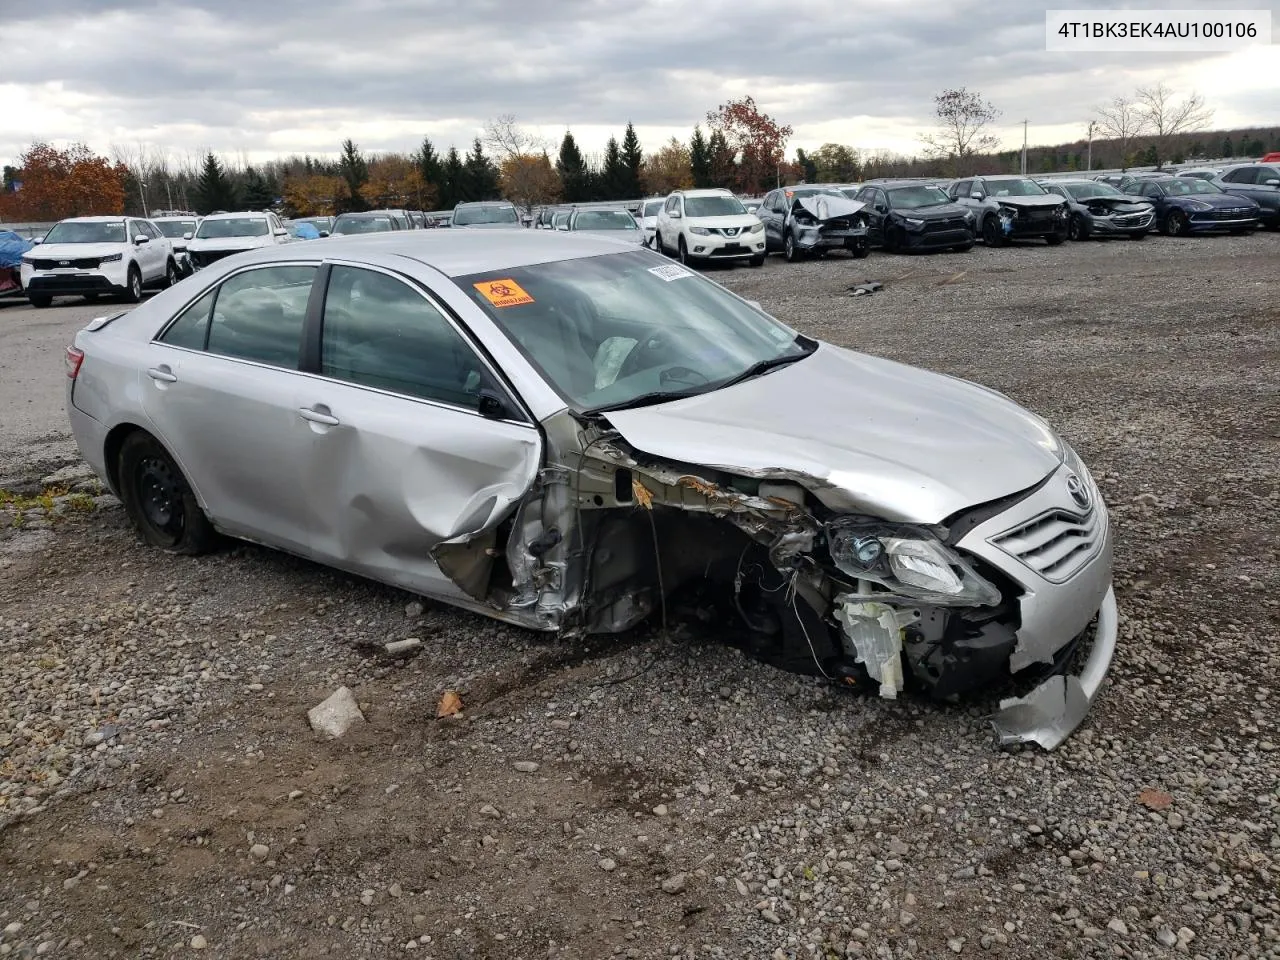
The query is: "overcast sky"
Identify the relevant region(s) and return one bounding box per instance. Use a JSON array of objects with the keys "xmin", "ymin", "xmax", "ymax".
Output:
[{"xmin": 3, "ymin": 0, "xmax": 1277, "ymax": 170}]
